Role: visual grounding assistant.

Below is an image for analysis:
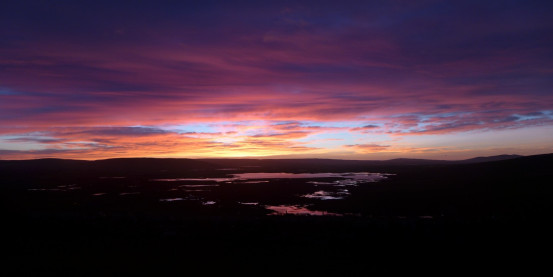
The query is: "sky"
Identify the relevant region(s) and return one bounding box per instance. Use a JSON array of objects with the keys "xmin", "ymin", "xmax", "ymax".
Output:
[{"xmin": 1, "ymin": 0, "xmax": 552, "ymax": 160}]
